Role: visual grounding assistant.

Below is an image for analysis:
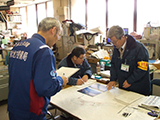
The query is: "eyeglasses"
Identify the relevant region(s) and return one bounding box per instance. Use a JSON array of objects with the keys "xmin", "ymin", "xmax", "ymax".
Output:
[
  {"xmin": 110, "ymin": 39, "xmax": 119, "ymax": 44},
  {"xmin": 79, "ymin": 57, "xmax": 86, "ymax": 60},
  {"xmin": 78, "ymin": 55, "xmax": 86, "ymax": 60}
]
